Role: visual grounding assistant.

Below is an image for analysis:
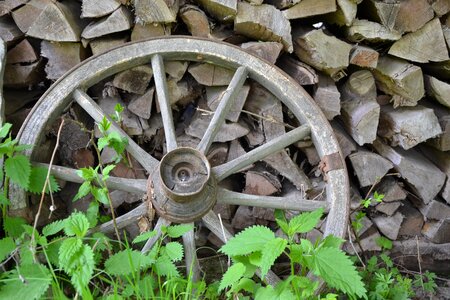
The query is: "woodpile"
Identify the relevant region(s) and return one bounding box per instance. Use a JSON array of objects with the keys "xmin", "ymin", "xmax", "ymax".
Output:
[{"xmin": 2, "ymin": 0, "xmax": 450, "ymax": 273}]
